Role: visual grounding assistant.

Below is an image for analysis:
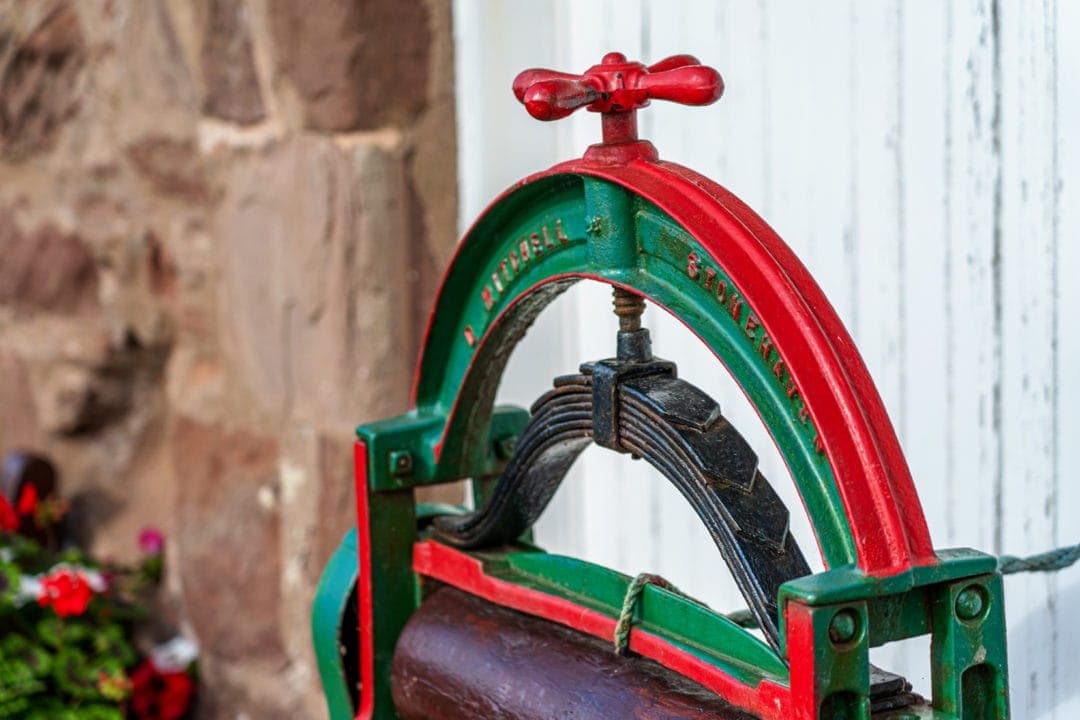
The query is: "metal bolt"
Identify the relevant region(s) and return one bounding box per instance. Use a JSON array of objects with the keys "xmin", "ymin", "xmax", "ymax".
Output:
[
  {"xmin": 955, "ymin": 585, "xmax": 987, "ymax": 622},
  {"xmin": 389, "ymin": 450, "xmax": 413, "ymax": 477},
  {"xmin": 828, "ymin": 608, "xmax": 860, "ymax": 646},
  {"xmin": 495, "ymin": 435, "xmax": 518, "ymax": 460}
]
